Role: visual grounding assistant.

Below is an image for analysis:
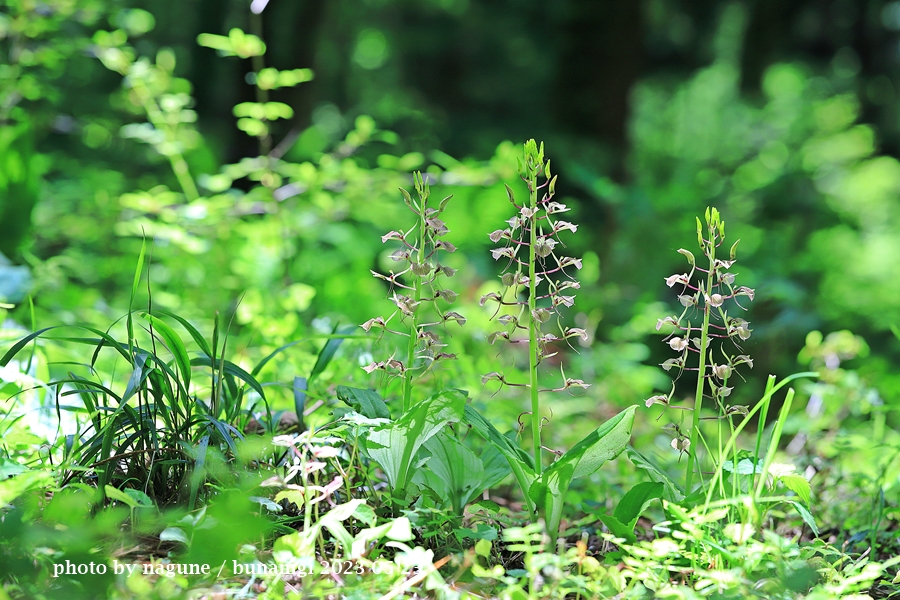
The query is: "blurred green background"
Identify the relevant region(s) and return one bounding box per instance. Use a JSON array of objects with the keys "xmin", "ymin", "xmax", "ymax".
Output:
[{"xmin": 2, "ymin": 0, "xmax": 899, "ymax": 454}]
